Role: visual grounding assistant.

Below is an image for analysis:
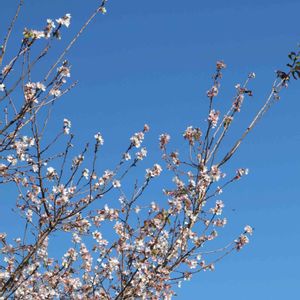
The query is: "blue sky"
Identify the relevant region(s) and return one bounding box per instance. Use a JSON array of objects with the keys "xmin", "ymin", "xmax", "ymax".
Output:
[{"xmin": 1, "ymin": 0, "xmax": 300, "ymax": 299}]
